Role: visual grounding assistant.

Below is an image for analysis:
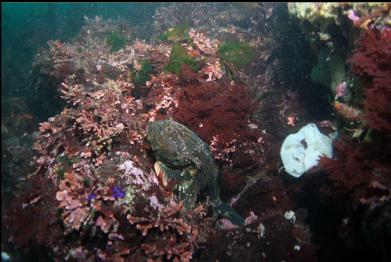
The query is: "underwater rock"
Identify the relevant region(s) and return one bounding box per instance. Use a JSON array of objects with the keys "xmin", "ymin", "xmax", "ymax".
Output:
[
  {"xmin": 288, "ymin": 3, "xmax": 386, "ymax": 28},
  {"xmin": 197, "ymin": 213, "xmax": 315, "ymax": 261}
]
